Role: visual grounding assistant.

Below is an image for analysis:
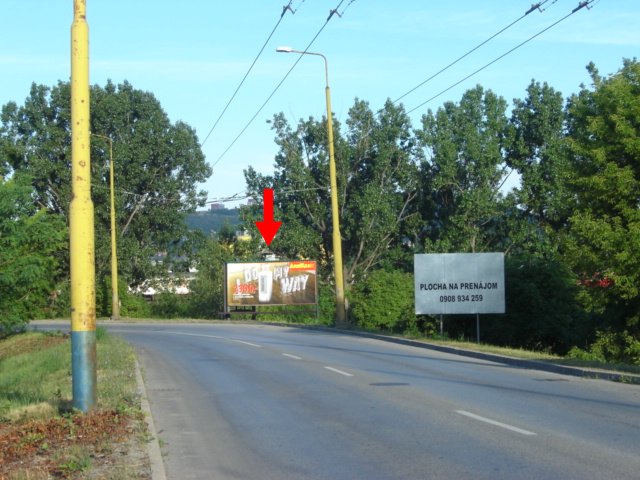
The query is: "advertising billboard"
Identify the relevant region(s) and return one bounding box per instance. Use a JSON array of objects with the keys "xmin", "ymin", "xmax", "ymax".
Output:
[
  {"xmin": 414, "ymin": 253, "xmax": 505, "ymax": 315},
  {"xmin": 225, "ymin": 261, "xmax": 317, "ymax": 307}
]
